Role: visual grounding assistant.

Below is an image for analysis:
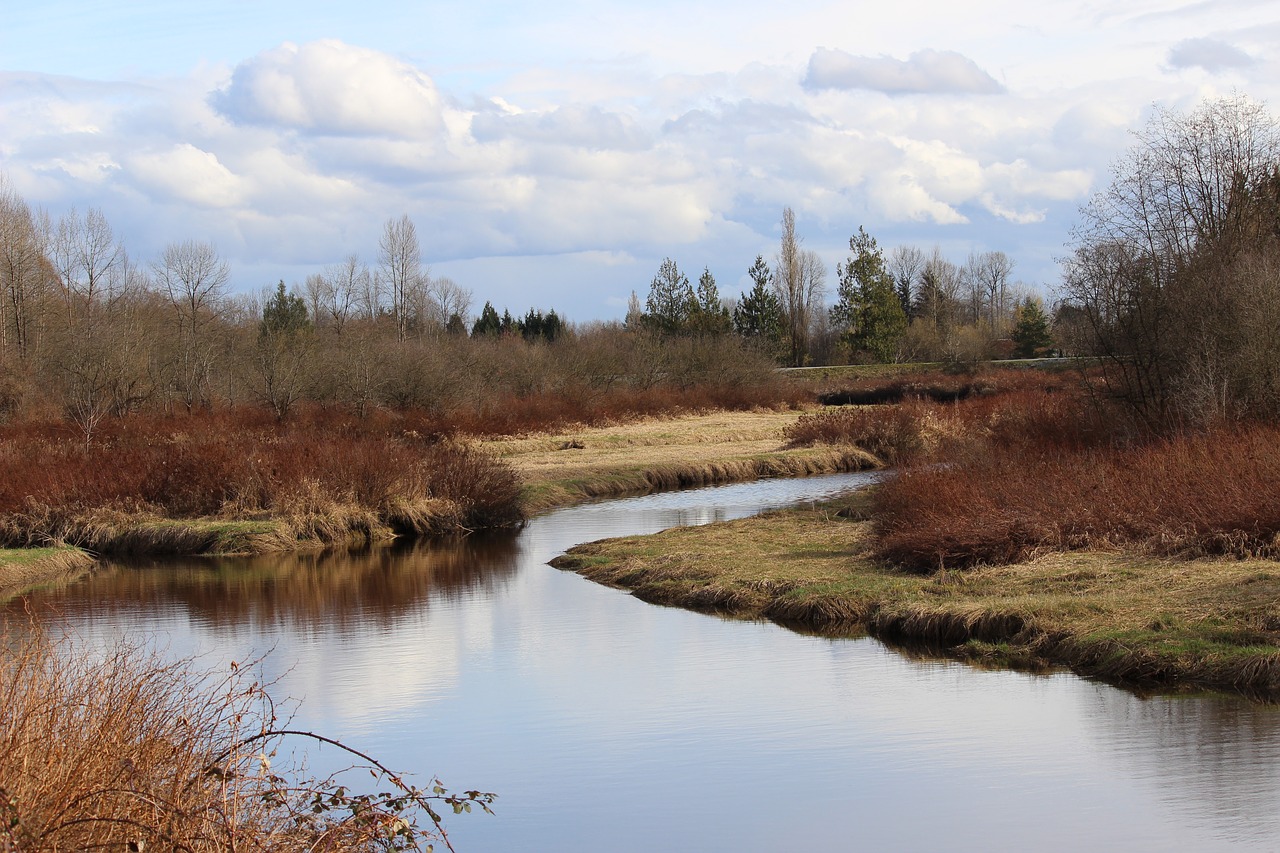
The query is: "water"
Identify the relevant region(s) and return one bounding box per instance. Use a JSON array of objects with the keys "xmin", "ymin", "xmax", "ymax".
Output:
[{"xmin": 10, "ymin": 472, "xmax": 1280, "ymax": 852}]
